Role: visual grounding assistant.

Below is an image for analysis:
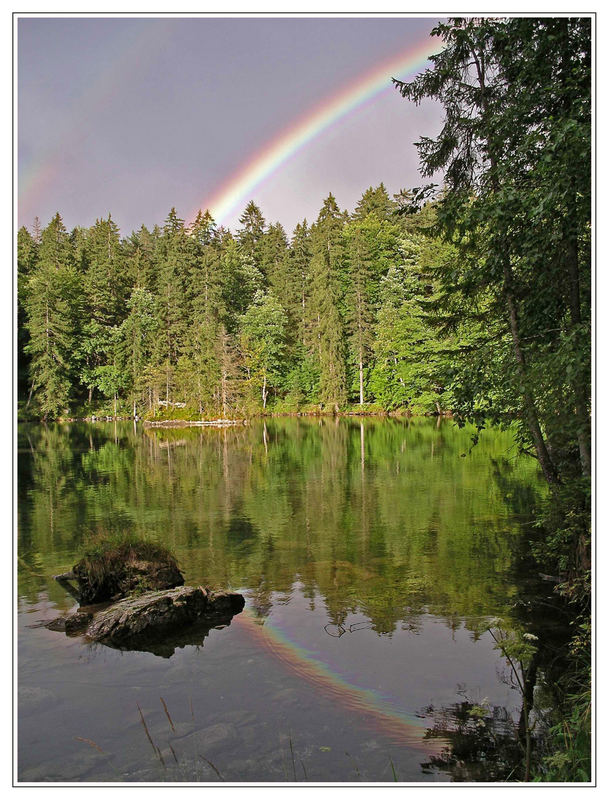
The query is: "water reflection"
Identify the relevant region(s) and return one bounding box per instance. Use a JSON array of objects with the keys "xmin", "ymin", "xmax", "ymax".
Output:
[
  {"xmin": 18, "ymin": 418, "xmax": 544, "ymax": 626},
  {"xmin": 92, "ymin": 614, "xmax": 242, "ymax": 659},
  {"xmin": 18, "ymin": 418, "xmax": 548, "ymax": 782}
]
